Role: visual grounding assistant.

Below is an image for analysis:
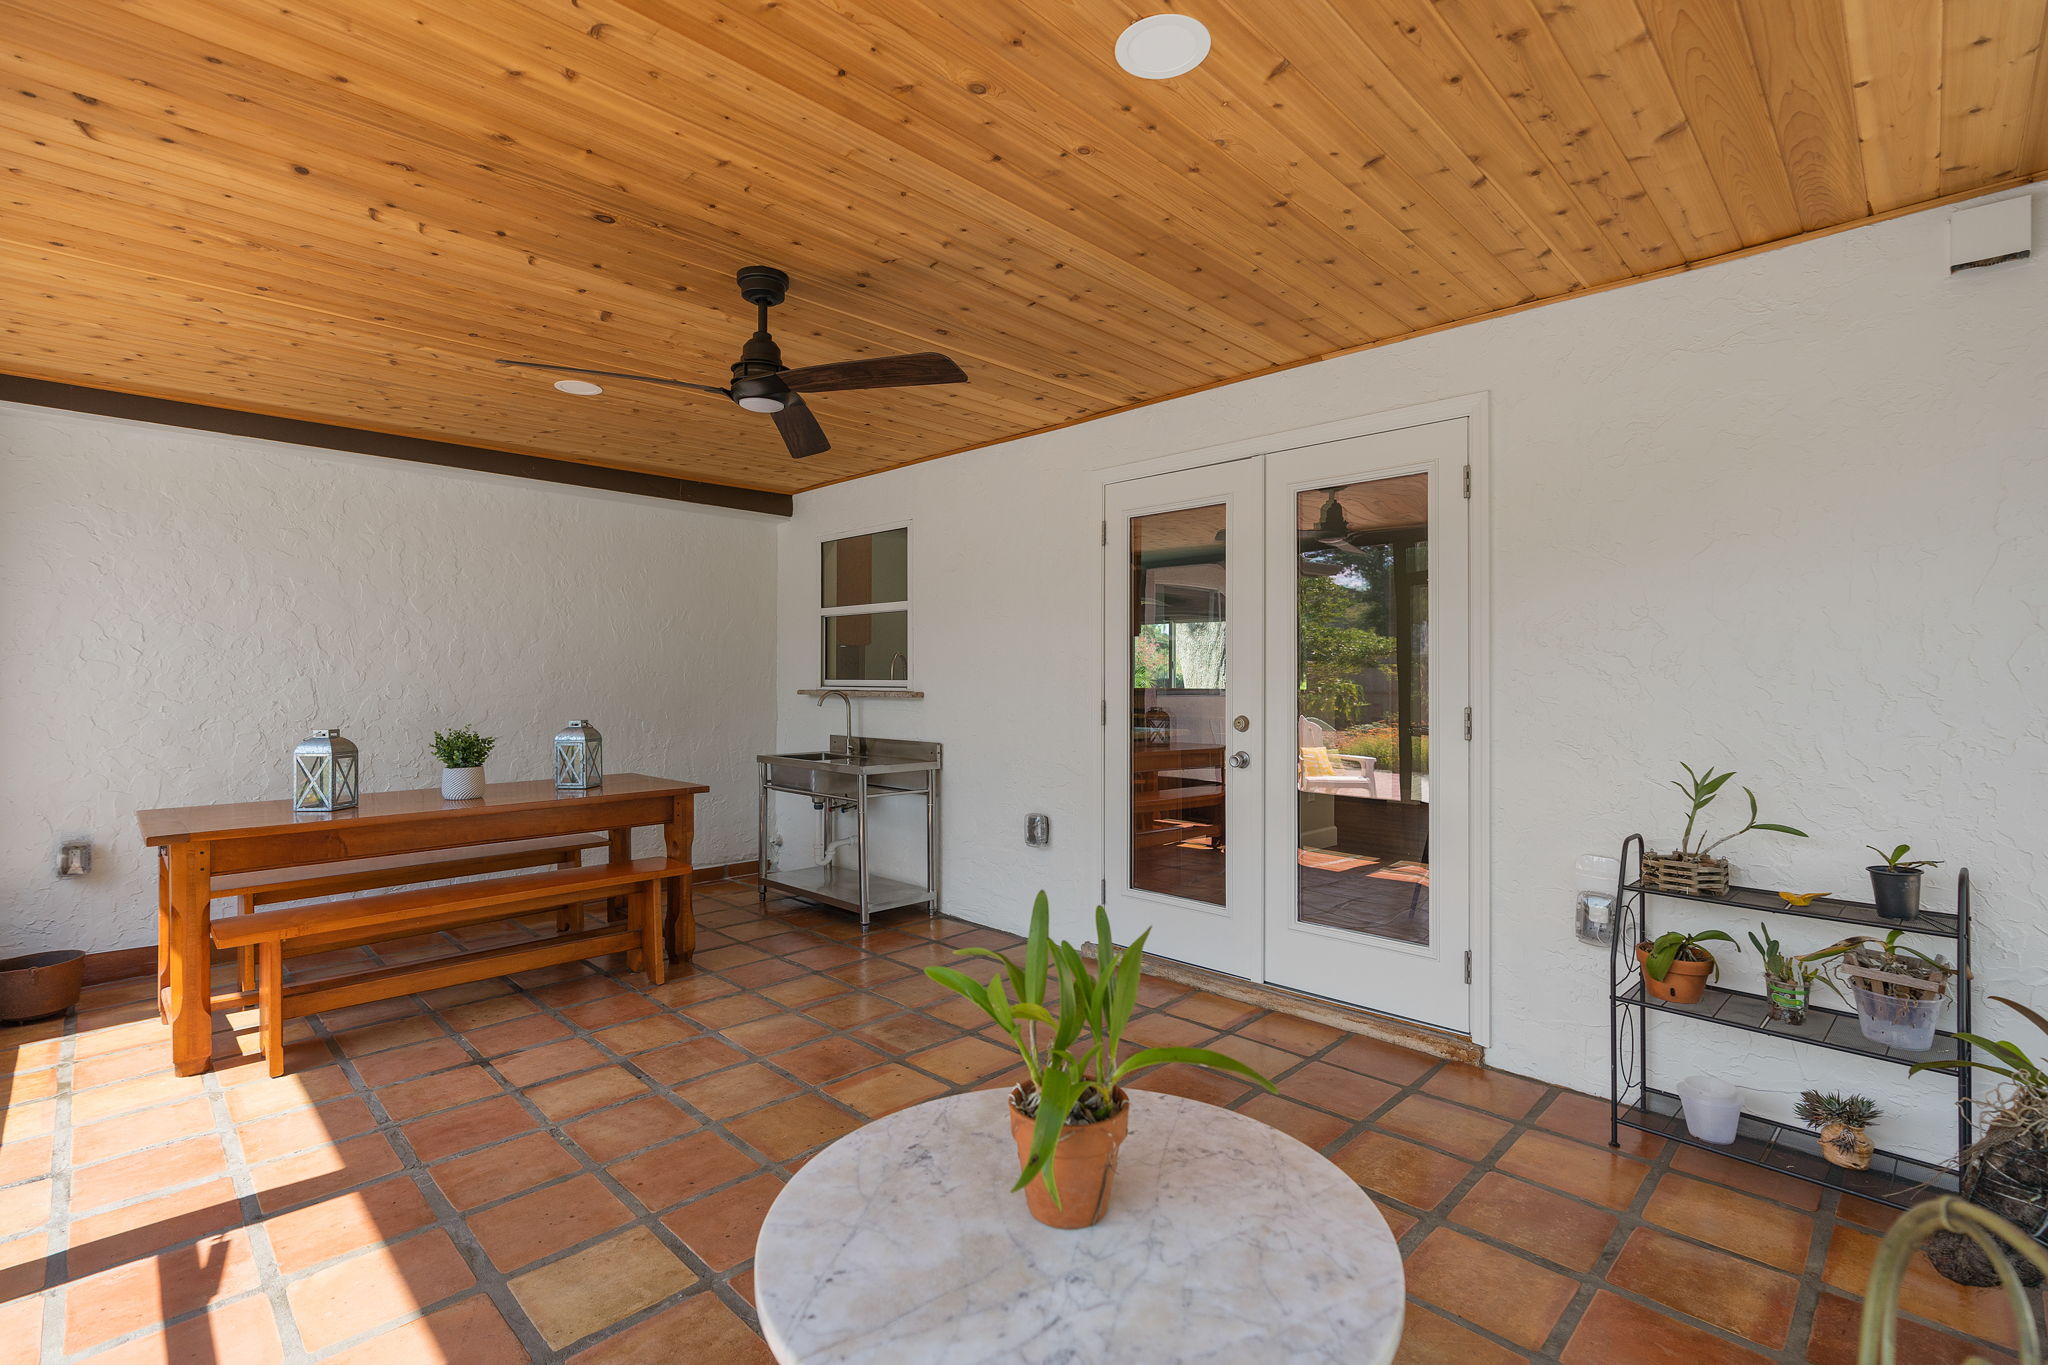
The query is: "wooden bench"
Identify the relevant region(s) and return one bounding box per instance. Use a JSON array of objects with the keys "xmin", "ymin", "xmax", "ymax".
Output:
[
  {"xmin": 213, "ymin": 856, "xmax": 682, "ymax": 1076},
  {"xmin": 207, "ymin": 835, "xmax": 609, "ymax": 994}
]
